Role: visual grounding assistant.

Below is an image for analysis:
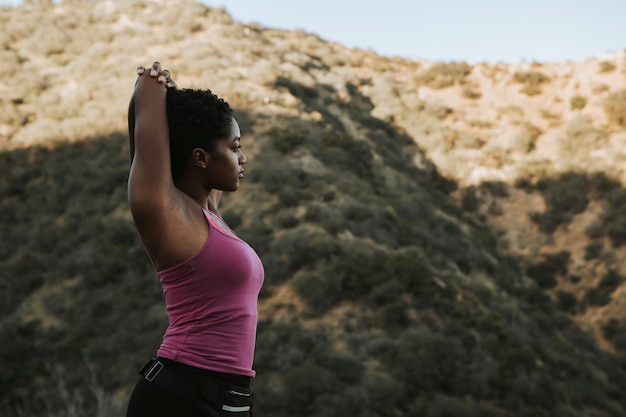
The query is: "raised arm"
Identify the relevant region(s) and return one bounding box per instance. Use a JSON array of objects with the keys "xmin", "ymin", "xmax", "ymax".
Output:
[
  {"xmin": 128, "ymin": 63, "xmax": 212, "ymax": 271},
  {"xmin": 128, "ymin": 66, "xmax": 178, "ymax": 164},
  {"xmin": 127, "ymin": 62, "xmax": 175, "ymax": 227}
]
